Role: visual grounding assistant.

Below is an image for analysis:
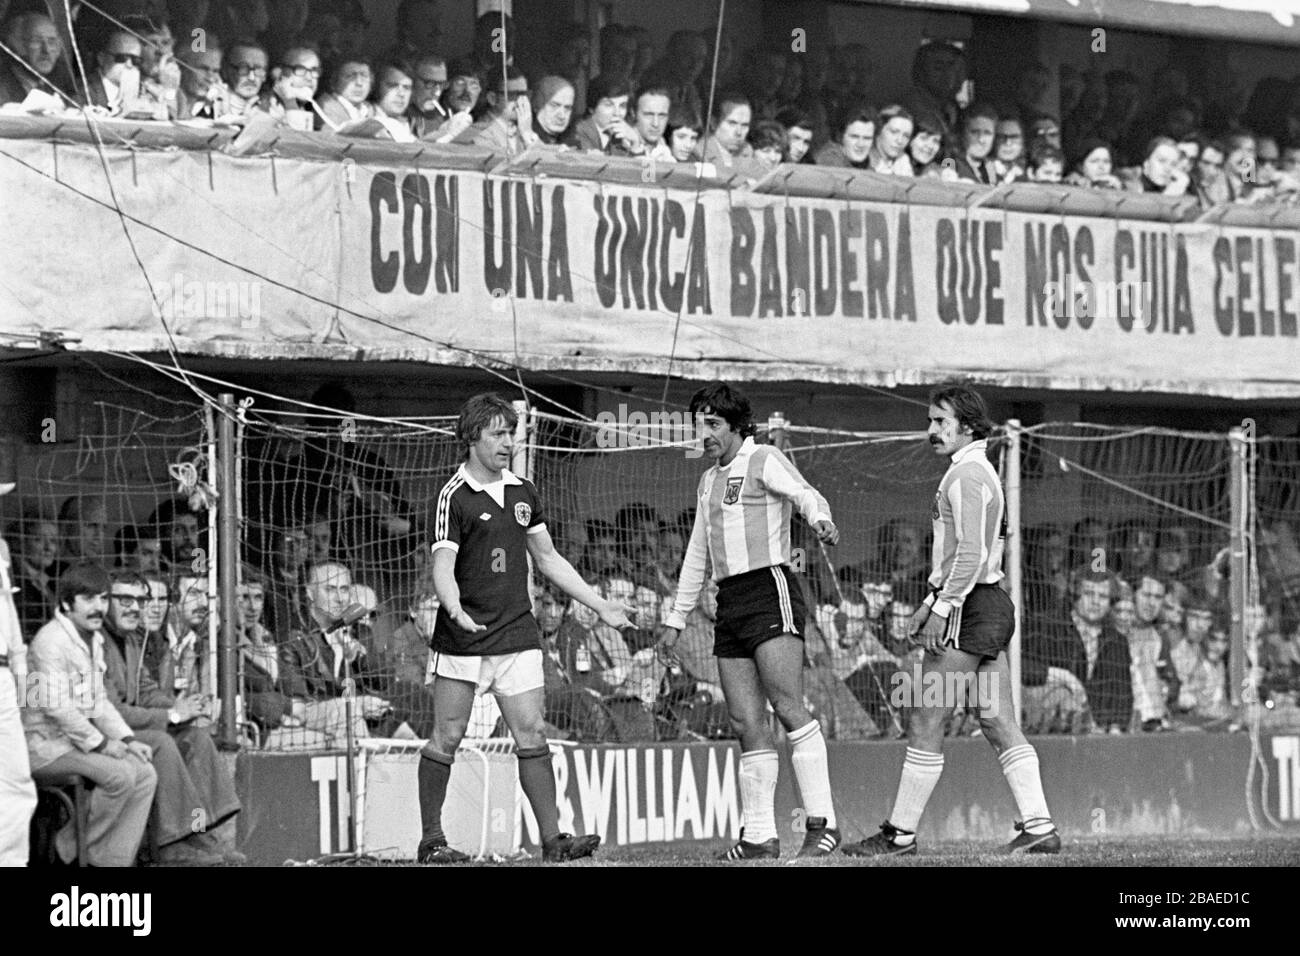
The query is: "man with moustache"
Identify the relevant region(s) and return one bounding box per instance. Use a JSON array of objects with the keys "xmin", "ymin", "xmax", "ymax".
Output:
[
  {"xmin": 101, "ymin": 570, "xmax": 241, "ymax": 864},
  {"xmin": 22, "ymin": 563, "xmax": 158, "ymax": 867},
  {"xmin": 844, "ymin": 382, "xmax": 1060, "ymax": 856}
]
